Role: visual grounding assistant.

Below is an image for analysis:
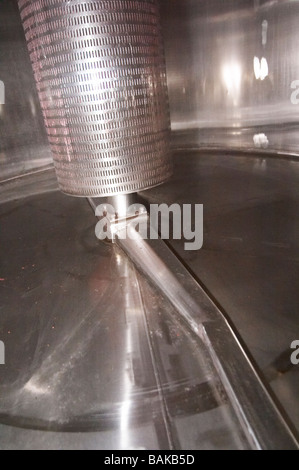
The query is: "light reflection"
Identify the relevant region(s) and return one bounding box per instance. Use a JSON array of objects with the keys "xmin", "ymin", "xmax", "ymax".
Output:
[
  {"xmin": 254, "ymin": 57, "xmax": 261, "ymax": 80},
  {"xmin": 253, "ymin": 133, "xmax": 269, "ymax": 149},
  {"xmin": 24, "ymin": 378, "xmax": 50, "ymax": 396},
  {"xmin": 120, "ymin": 306, "xmax": 133, "ymax": 449},
  {"xmin": 222, "ymin": 62, "xmax": 242, "ymax": 106},
  {"xmin": 28, "ymin": 95, "xmax": 36, "ymax": 117},
  {"xmin": 260, "ymin": 58, "xmax": 269, "ymax": 81},
  {"xmin": 120, "ymin": 396, "xmax": 131, "ymax": 449},
  {"xmin": 254, "ymin": 57, "xmax": 269, "ymax": 81},
  {"xmin": 262, "ymin": 20, "xmax": 268, "ymax": 46}
]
